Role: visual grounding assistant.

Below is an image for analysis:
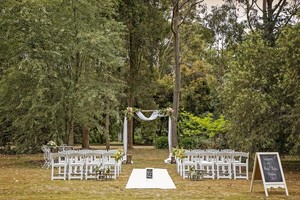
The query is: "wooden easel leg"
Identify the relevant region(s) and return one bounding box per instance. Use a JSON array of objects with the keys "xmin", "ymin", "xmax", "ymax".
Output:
[{"xmin": 264, "ymin": 187, "xmax": 268, "ymax": 197}]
